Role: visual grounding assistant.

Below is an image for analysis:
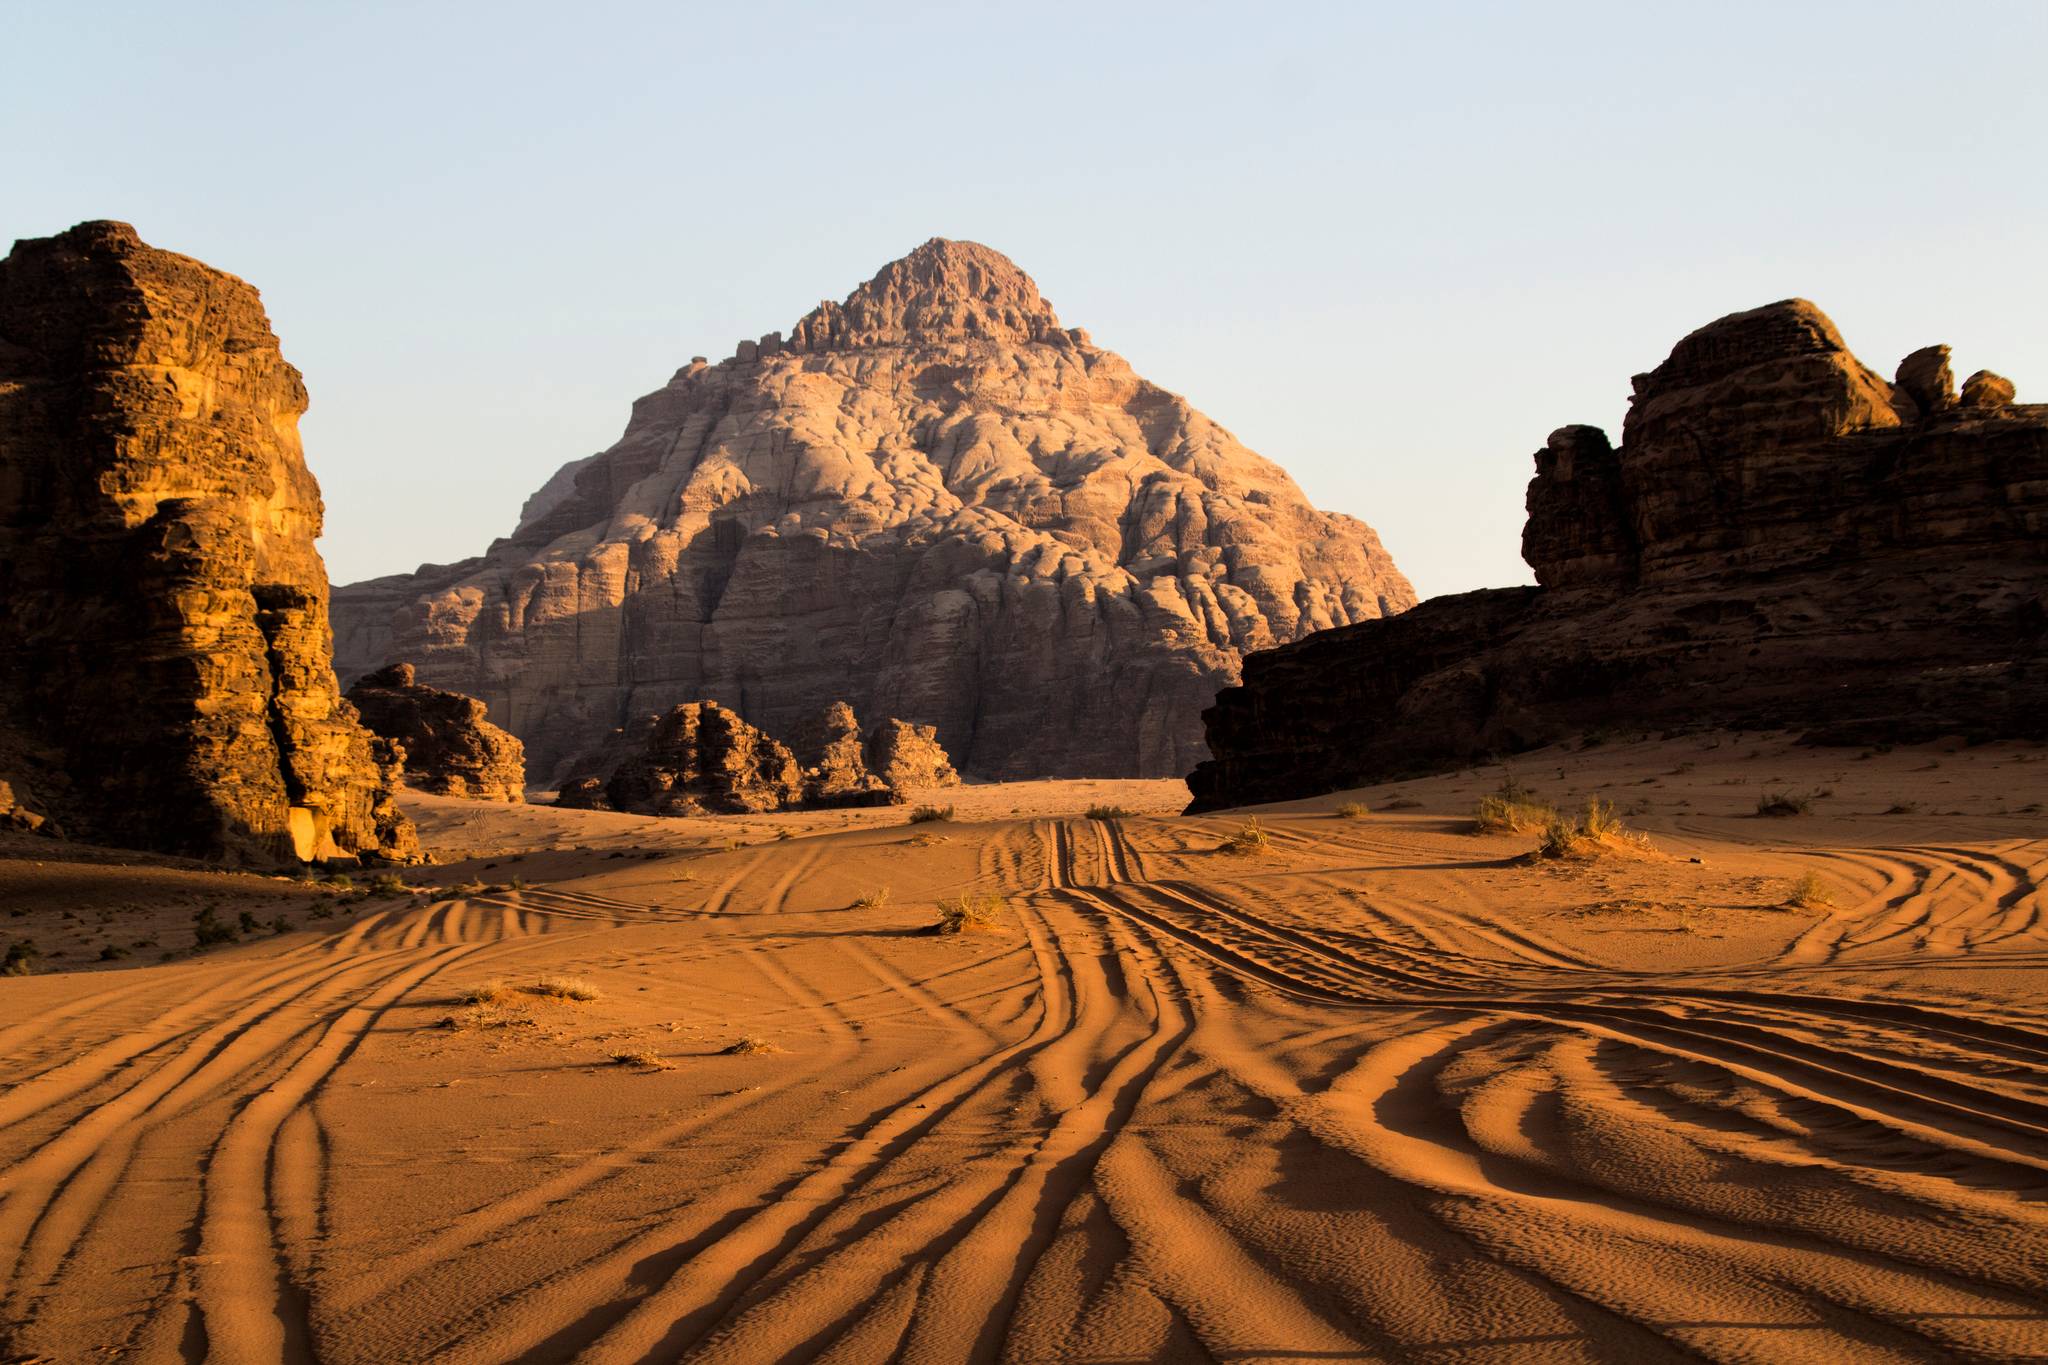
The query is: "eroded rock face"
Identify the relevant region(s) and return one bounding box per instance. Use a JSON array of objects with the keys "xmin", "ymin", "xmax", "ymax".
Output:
[
  {"xmin": 346, "ymin": 663, "xmax": 526, "ymax": 802},
  {"xmin": 0, "ymin": 222, "xmax": 418, "ymax": 863},
  {"xmin": 866, "ymin": 718, "xmax": 961, "ymax": 792},
  {"xmin": 1188, "ymin": 299, "xmax": 2048, "ymax": 810},
  {"xmin": 600, "ymin": 702, "xmax": 804, "ymax": 815},
  {"xmin": 333, "ymin": 238, "xmax": 1415, "ymax": 783},
  {"xmin": 795, "ymin": 702, "xmax": 897, "ymax": 807}
]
